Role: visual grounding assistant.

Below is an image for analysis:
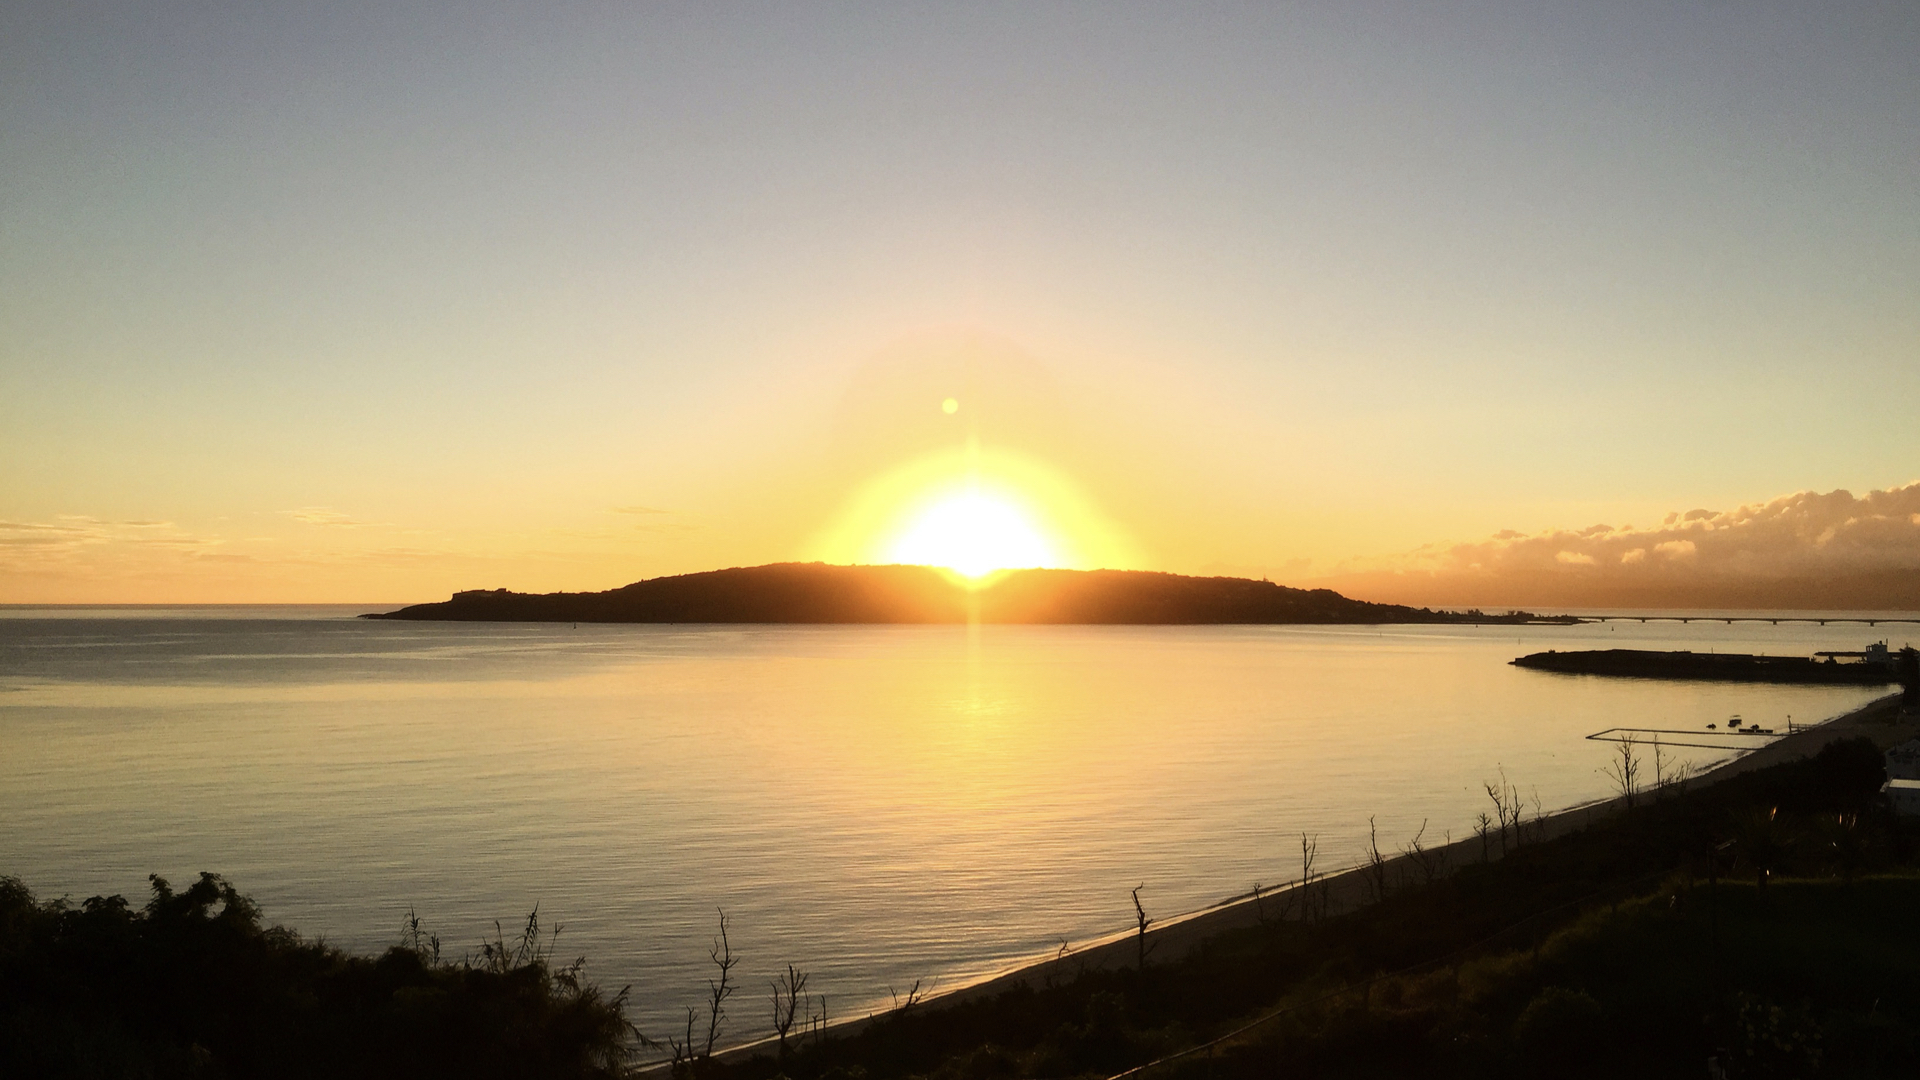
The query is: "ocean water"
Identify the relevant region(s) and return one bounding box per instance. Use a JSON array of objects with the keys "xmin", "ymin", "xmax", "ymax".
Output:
[{"xmin": 0, "ymin": 609, "xmax": 1906, "ymax": 1042}]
